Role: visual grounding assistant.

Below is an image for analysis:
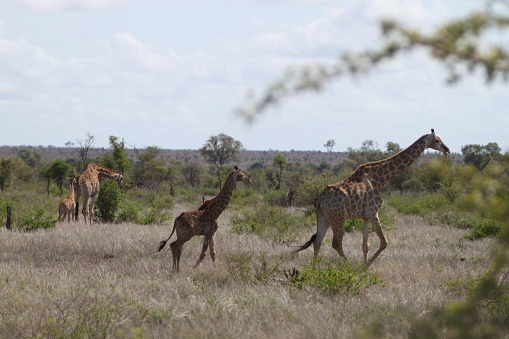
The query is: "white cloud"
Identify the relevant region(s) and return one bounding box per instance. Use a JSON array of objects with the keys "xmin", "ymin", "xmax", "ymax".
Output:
[
  {"xmin": 13, "ymin": 0, "xmax": 128, "ymax": 12},
  {"xmin": 113, "ymin": 33, "xmax": 179, "ymax": 73},
  {"xmin": 363, "ymin": 0, "xmax": 448, "ymax": 27}
]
